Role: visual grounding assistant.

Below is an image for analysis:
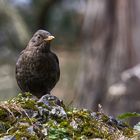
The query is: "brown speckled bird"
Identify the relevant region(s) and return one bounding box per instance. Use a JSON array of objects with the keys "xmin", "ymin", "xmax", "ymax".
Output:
[{"xmin": 16, "ymin": 30, "xmax": 60, "ymax": 97}]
